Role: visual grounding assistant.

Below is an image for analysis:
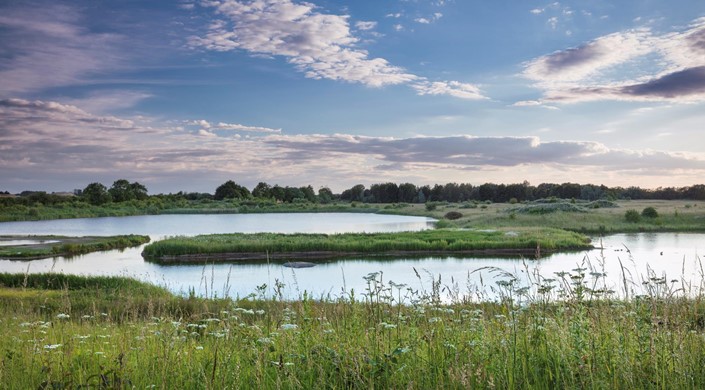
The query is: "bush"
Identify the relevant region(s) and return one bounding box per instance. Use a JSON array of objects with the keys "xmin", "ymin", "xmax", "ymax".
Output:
[
  {"xmin": 444, "ymin": 211, "xmax": 463, "ymax": 220},
  {"xmin": 641, "ymin": 207, "xmax": 658, "ymax": 218},
  {"xmin": 425, "ymin": 203, "xmax": 437, "ymax": 211},
  {"xmin": 624, "ymin": 209, "xmax": 640, "ymax": 223}
]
